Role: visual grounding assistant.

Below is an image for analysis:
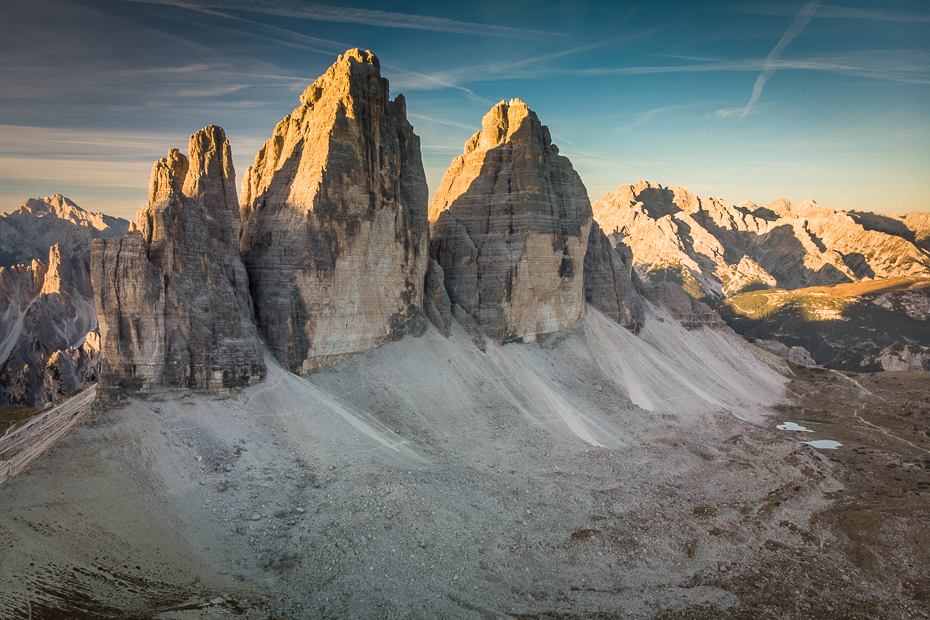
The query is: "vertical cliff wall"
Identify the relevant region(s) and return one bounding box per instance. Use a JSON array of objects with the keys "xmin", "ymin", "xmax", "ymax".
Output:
[
  {"xmin": 92, "ymin": 126, "xmax": 265, "ymax": 398},
  {"xmin": 239, "ymin": 49, "xmax": 429, "ymax": 375},
  {"xmin": 428, "ymin": 99, "xmax": 593, "ymax": 343}
]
